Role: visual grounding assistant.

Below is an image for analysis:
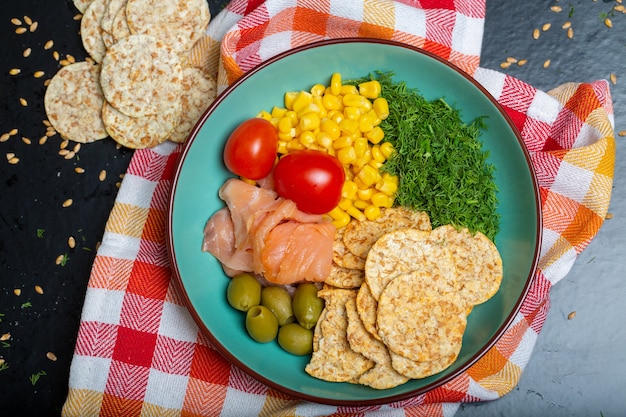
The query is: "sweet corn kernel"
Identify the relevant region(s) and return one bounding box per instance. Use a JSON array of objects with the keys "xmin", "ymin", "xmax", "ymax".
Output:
[
  {"xmin": 328, "ymin": 110, "xmax": 344, "ymax": 124},
  {"xmin": 343, "ymin": 106, "xmax": 362, "ymax": 121},
  {"xmin": 353, "ymin": 137, "xmax": 368, "ymax": 158},
  {"xmin": 364, "ymin": 205, "xmax": 381, "ymax": 220},
  {"xmin": 343, "ymin": 93, "xmax": 367, "ymax": 108},
  {"xmin": 380, "ymin": 141, "xmax": 394, "ymax": 159},
  {"xmin": 358, "ymin": 112, "xmax": 376, "ymax": 132},
  {"xmin": 338, "ymin": 199, "xmax": 353, "ymax": 211},
  {"xmin": 322, "ymin": 93, "xmax": 343, "ymax": 110},
  {"xmin": 316, "ymin": 132, "xmax": 333, "ymax": 149},
  {"xmin": 257, "ymin": 110, "xmax": 272, "ymax": 120},
  {"xmin": 337, "ymin": 147, "xmax": 357, "ymax": 165},
  {"xmin": 368, "ymin": 158, "xmax": 384, "ymax": 170},
  {"xmin": 292, "ymin": 91, "xmax": 313, "ymax": 113},
  {"xmin": 371, "ymin": 145, "xmax": 385, "ymax": 163},
  {"xmin": 329, "ymin": 207, "xmax": 351, "ymax": 228},
  {"xmin": 340, "ymin": 84, "xmax": 358, "ymax": 96},
  {"xmin": 320, "ymin": 119, "xmax": 340, "ymax": 140},
  {"xmin": 353, "ymin": 199, "xmax": 369, "ymax": 210},
  {"xmin": 357, "ymin": 165, "xmax": 380, "ymax": 187},
  {"xmin": 366, "ymin": 126, "xmax": 384, "ymax": 144},
  {"xmin": 373, "ymin": 97, "xmax": 389, "ymax": 120},
  {"xmin": 339, "ymin": 118, "xmax": 359, "ymax": 135},
  {"xmin": 342, "ymin": 180, "xmax": 358, "ymax": 199},
  {"xmin": 358, "ymin": 80, "xmax": 381, "ymax": 99},
  {"xmin": 286, "ymin": 139, "xmax": 305, "ymax": 150},
  {"xmin": 278, "ymin": 131, "xmax": 294, "ymax": 141},
  {"xmin": 271, "ymin": 106, "xmax": 288, "ymax": 118},
  {"xmin": 376, "ymin": 178, "xmax": 397, "ymax": 195},
  {"xmin": 300, "ymin": 112, "xmax": 320, "ymax": 131},
  {"xmin": 299, "ymin": 130, "xmax": 316, "ymax": 147},
  {"xmin": 357, "ymin": 187, "xmax": 375, "ymax": 201},
  {"xmin": 278, "ymin": 116, "xmax": 293, "ymax": 133},
  {"xmin": 330, "ymin": 73, "xmax": 342, "ymax": 96},
  {"xmin": 284, "ymin": 92, "xmax": 298, "ymax": 110},
  {"xmin": 371, "ymin": 192, "xmax": 392, "ymax": 207},
  {"xmin": 310, "ymin": 83, "xmax": 326, "ymax": 96},
  {"xmin": 312, "ymin": 96, "xmax": 327, "ymax": 118},
  {"xmin": 333, "ymin": 135, "xmax": 353, "ymax": 149},
  {"xmin": 346, "ymin": 205, "xmax": 366, "ymax": 221}
]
